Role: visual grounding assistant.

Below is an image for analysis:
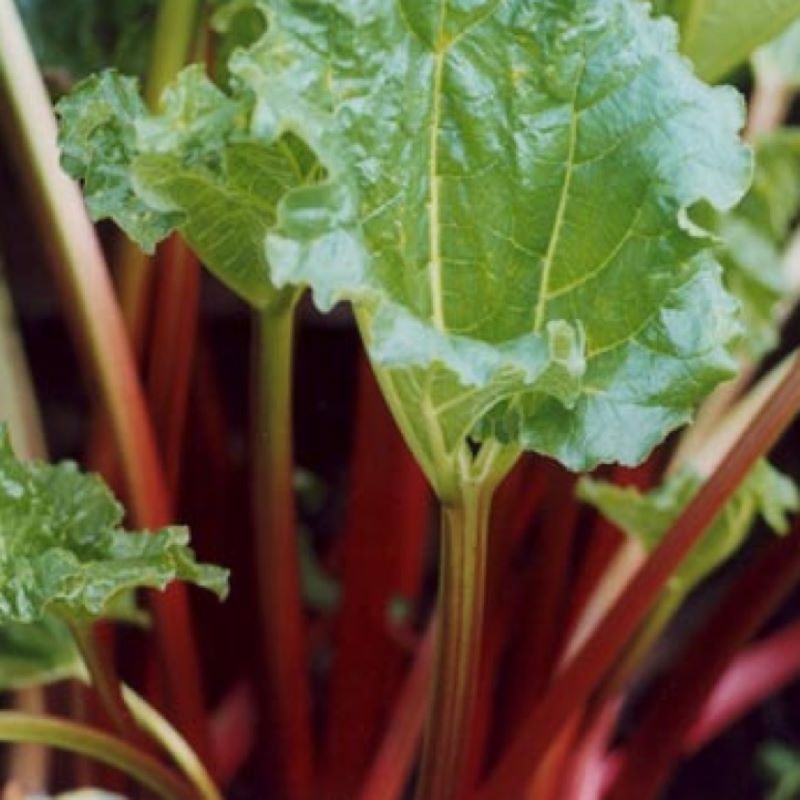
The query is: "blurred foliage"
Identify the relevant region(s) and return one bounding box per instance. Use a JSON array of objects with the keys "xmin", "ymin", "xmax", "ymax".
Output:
[
  {"xmin": 761, "ymin": 742, "xmax": 800, "ymax": 800},
  {"xmin": 713, "ymin": 130, "xmax": 800, "ymax": 358},
  {"xmin": 14, "ymin": 0, "xmax": 157, "ymax": 92},
  {"xmin": 754, "ymin": 18, "xmax": 800, "ymax": 85}
]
